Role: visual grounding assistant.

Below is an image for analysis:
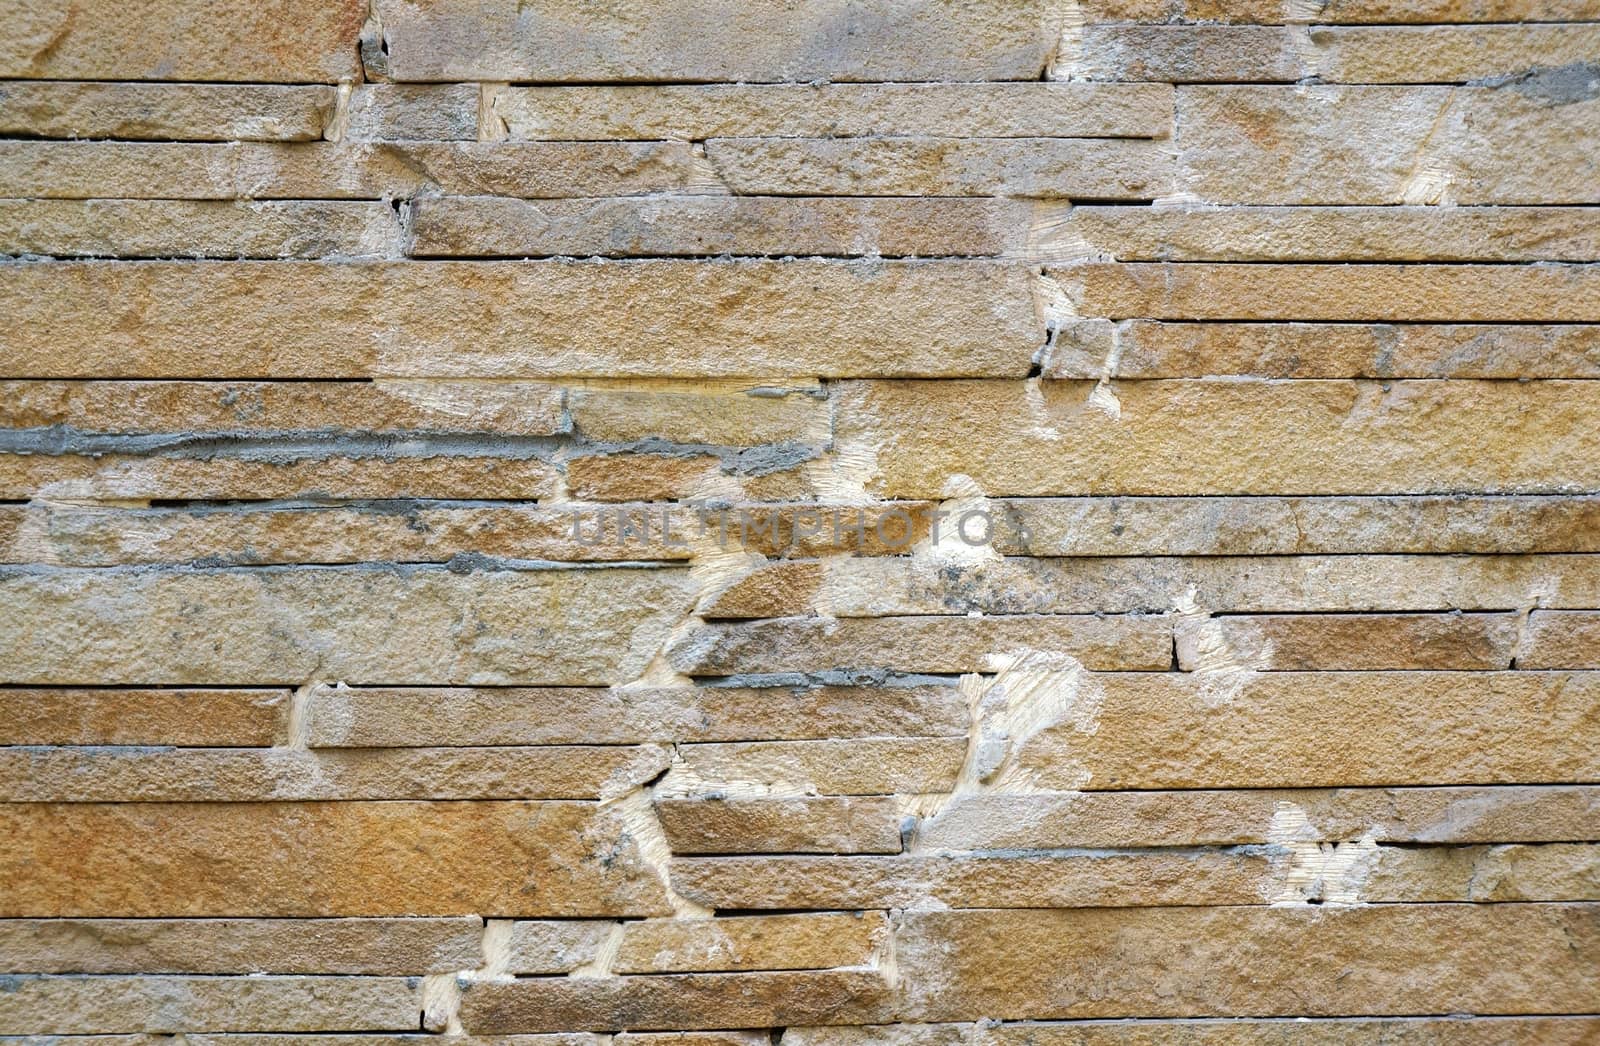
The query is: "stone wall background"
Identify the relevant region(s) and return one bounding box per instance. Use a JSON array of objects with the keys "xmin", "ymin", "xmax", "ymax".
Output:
[{"xmin": 3, "ymin": 0, "xmax": 1600, "ymax": 1039}]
